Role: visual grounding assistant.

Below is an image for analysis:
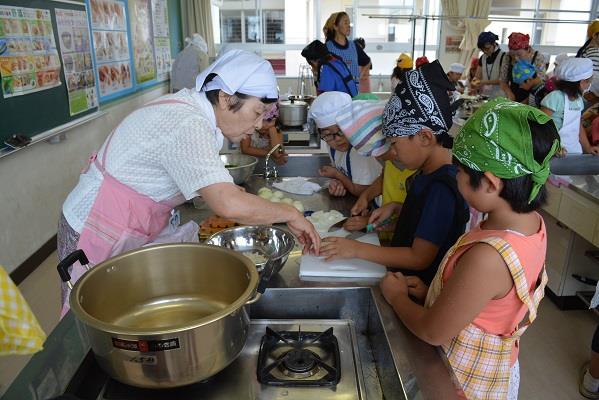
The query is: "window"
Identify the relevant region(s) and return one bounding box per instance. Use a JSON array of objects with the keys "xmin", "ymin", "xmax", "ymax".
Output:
[
  {"xmin": 213, "ymin": 0, "xmax": 441, "ymax": 76},
  {"xmin": 220, "ymin": 10, "xmax": 242, "ymax": 43},
  {"xmin": 488, "ymin": 0, "xmax": 592, "ymax": 48},
  {"xmin": 264, "ymin": 10, "xmax": 284, "ymax": 43}
]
